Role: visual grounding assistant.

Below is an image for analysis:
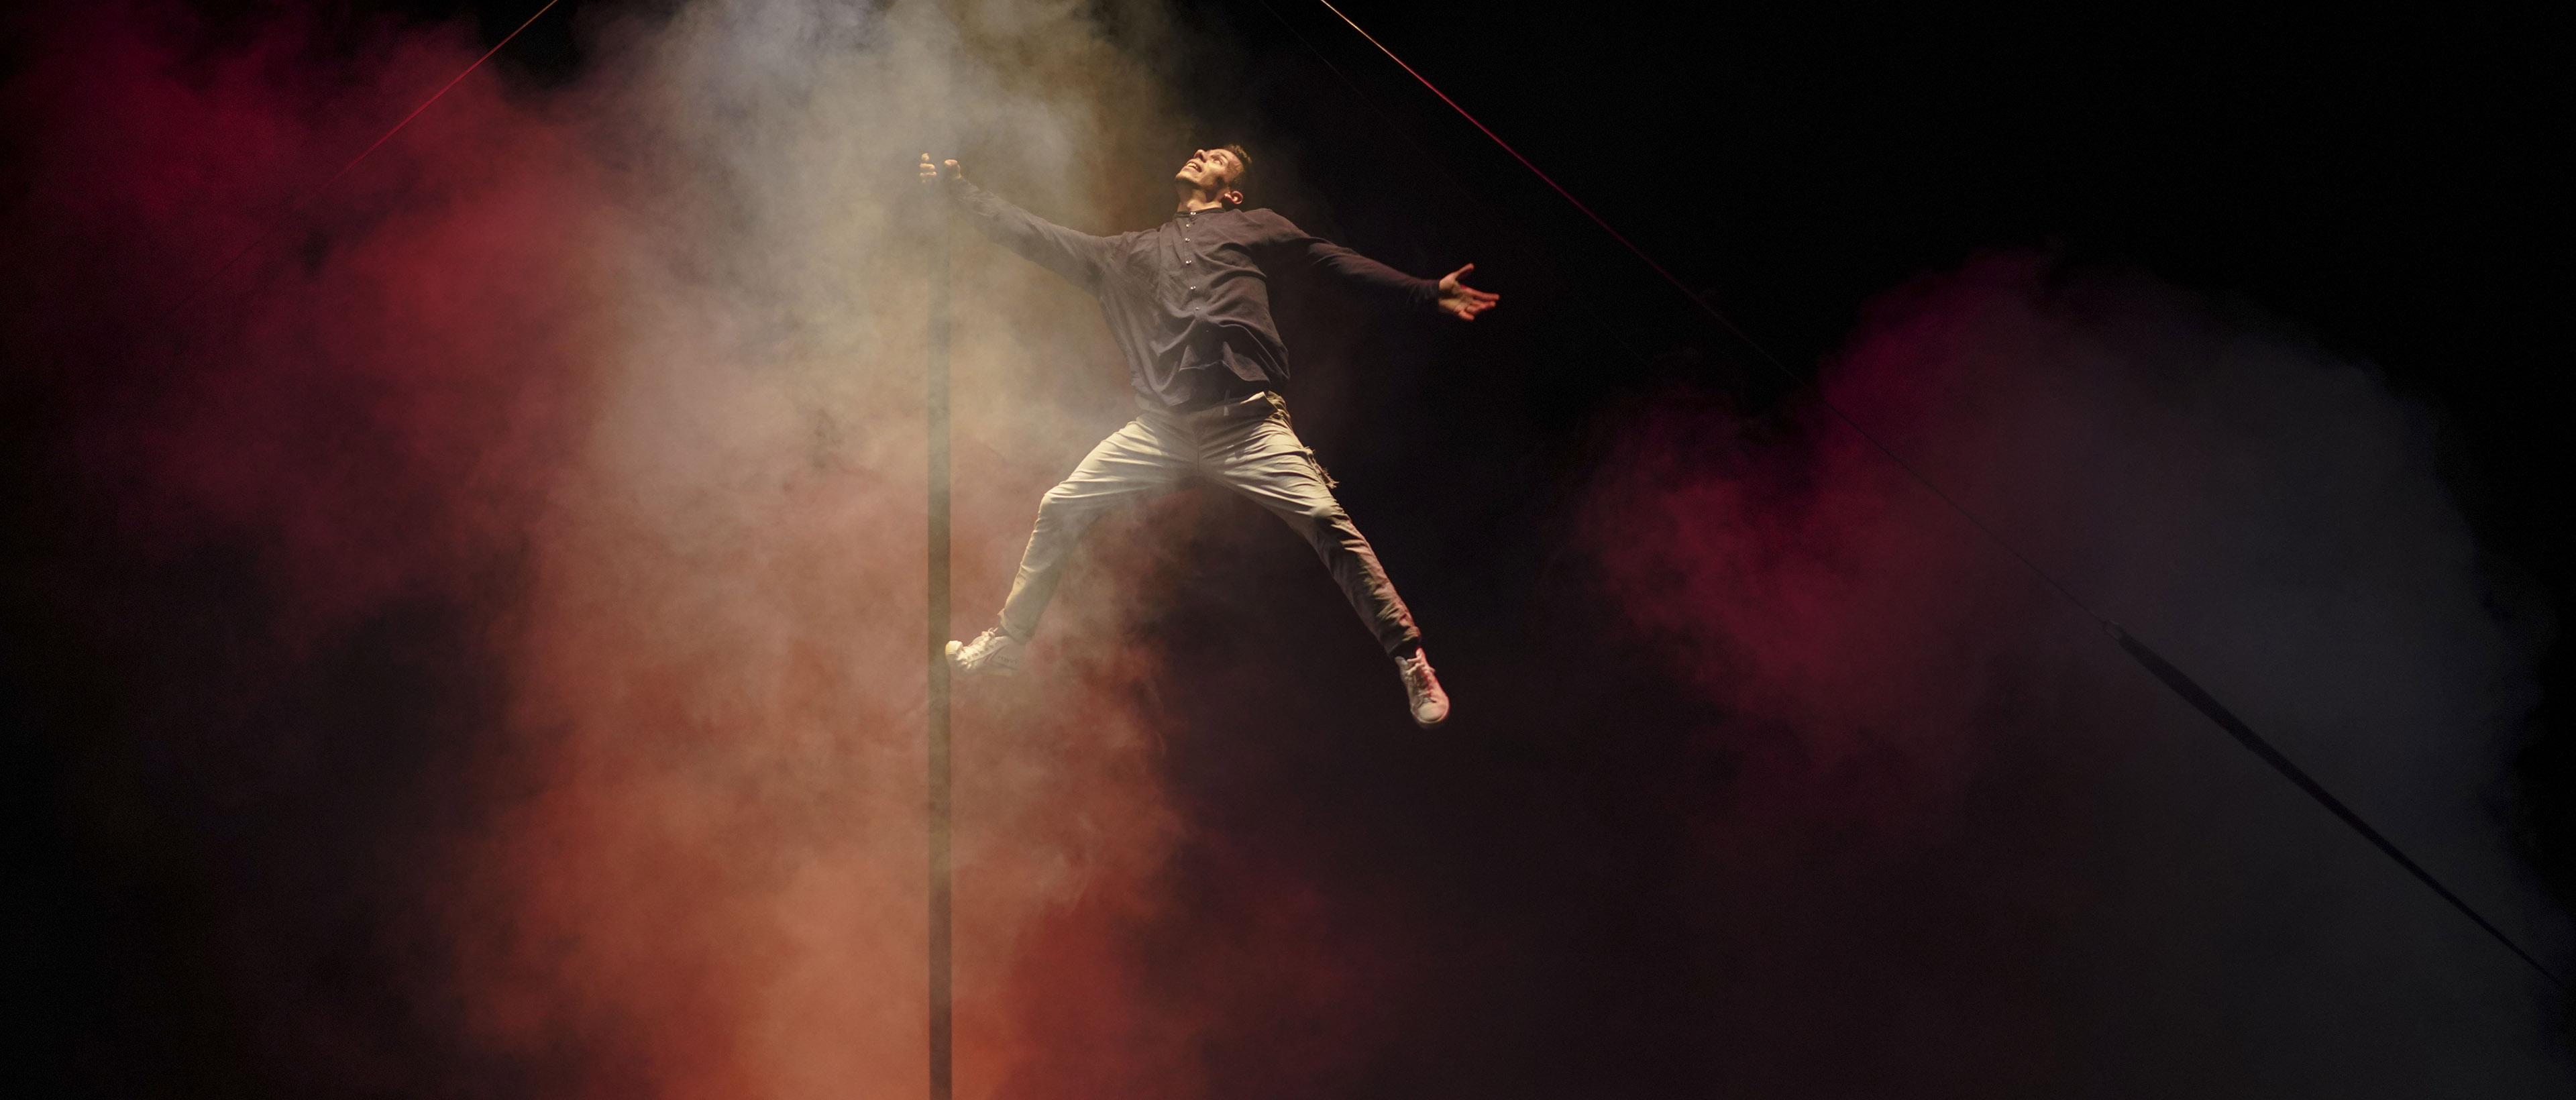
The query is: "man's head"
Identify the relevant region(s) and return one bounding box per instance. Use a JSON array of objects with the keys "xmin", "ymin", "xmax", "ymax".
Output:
[{"xmin": 1174, "ymin": 144, "xmax": 1251, "ymax": 209}]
